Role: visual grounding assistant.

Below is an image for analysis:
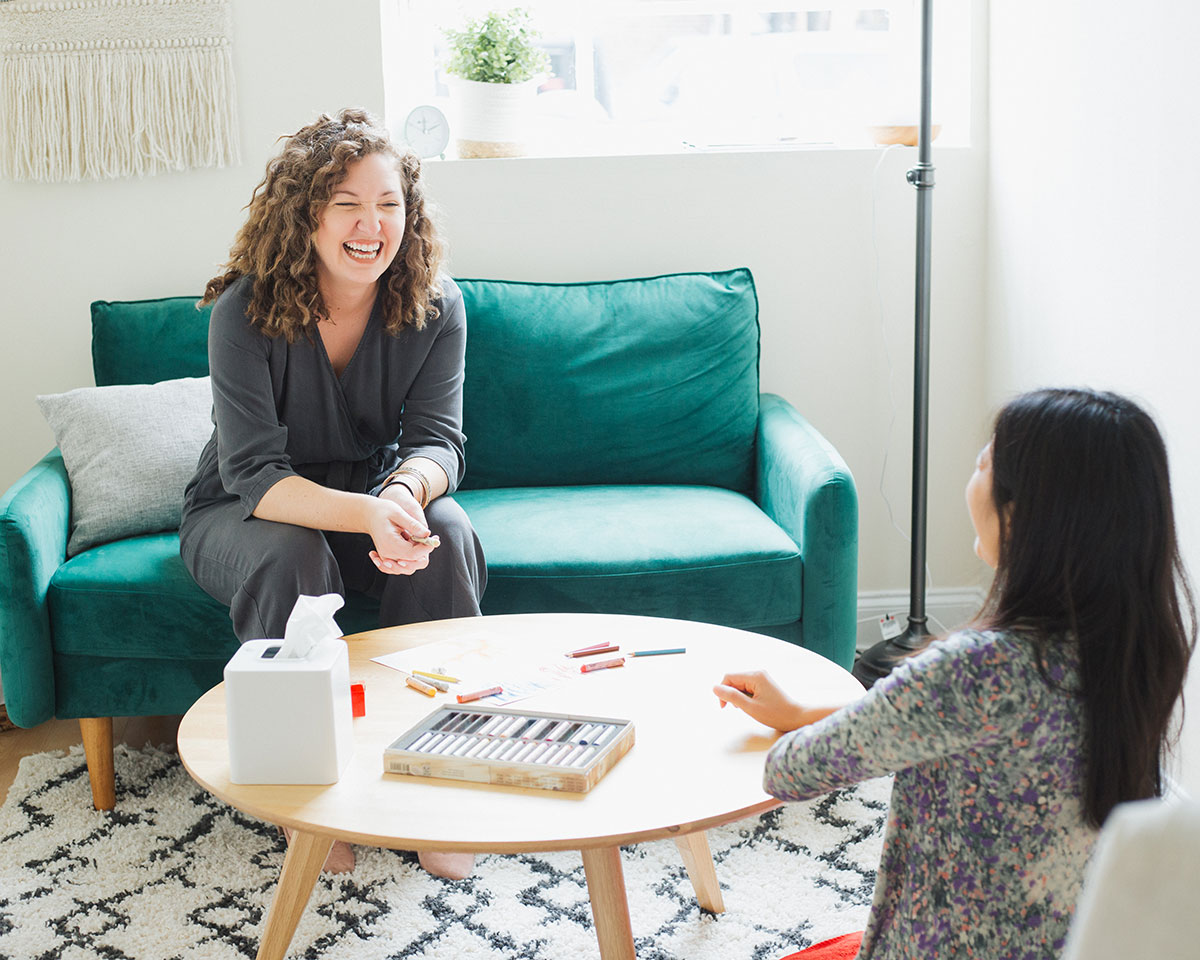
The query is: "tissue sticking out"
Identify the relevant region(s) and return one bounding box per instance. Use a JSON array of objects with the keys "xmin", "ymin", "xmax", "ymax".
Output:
[{"xmin": 276, "ymin": 593, "xmax": 346, "ymax": 659}]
